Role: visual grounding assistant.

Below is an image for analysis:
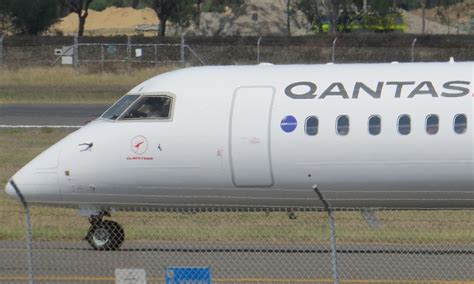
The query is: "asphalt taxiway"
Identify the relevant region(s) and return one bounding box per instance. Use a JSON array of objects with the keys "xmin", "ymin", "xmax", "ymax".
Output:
[
  {"xmin": 0, "ymin": 241, "xmax": 472, "ymax": 283},
  {"xmin": 0, "ymin": 104, "xmax": 109, "ymax": 127}
]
